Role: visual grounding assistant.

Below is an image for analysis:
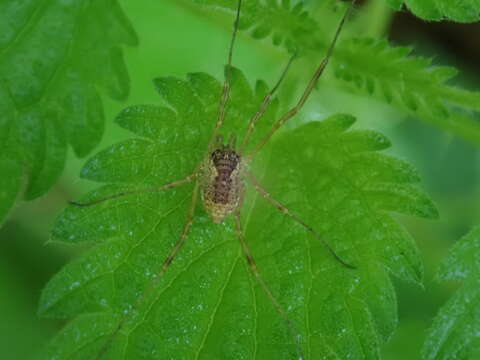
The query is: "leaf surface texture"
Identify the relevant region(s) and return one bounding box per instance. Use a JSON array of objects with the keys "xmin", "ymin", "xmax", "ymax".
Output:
[{"xmin": 40, "ymin": 69, "xmax": 437, "ymax": 359}]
